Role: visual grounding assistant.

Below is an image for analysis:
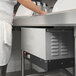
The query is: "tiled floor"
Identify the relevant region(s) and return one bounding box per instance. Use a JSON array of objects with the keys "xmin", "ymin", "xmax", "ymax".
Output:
[
  {"xmin": 6, "ymin": 71, "xmax": 21, "ymax": 76},
  {"xmin": 6, "ymin": 71, "xmax": 63, "ymax": 76},
  {"xmin": 6, "ymin": 70, "xmax": 38, "ymax": 76},
  {"xmin": 0, "ymin": 69, "xmax": 73, "ymax": 76},
  {"xmin": 6, "ymin": 72, "xmax": 66, "ymax": 76}
]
